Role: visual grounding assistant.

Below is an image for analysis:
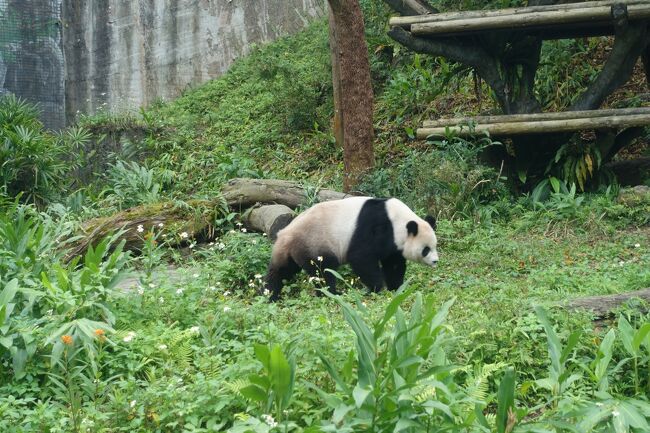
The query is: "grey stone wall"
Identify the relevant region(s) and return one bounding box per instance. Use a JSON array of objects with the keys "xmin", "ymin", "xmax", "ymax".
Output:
[
  {"xmin": 1, "ymin": 0, "xmax": 324, "ymax": 128},
  {"xmin": 0, "ymin": 0, "xmax": 66, "ymax": 130},
  {"xmin": 63, "ymin": 0, "xmax": 325, "ymax": 123}
]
